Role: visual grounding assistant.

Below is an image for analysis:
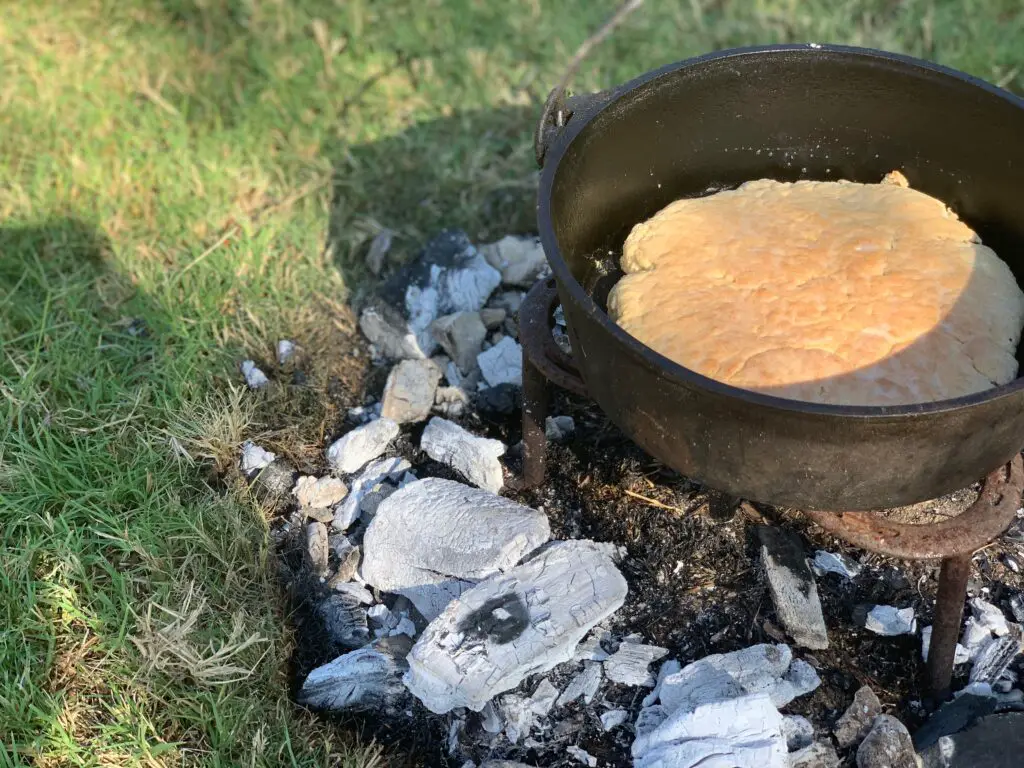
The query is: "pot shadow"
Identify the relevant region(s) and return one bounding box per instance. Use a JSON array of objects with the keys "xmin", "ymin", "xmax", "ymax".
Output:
[{"xmin": 322, "ymin": 103, "xmax": 541, "ymax": 281}]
